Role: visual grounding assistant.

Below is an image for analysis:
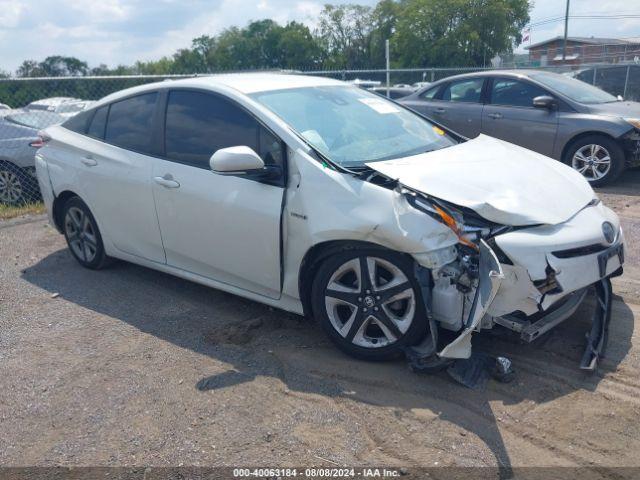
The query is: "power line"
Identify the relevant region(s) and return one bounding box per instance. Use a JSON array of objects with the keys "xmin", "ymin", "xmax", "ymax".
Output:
[{"xmin": 527, "ymin": 13, "xmax": 640, "ymax": 28}]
